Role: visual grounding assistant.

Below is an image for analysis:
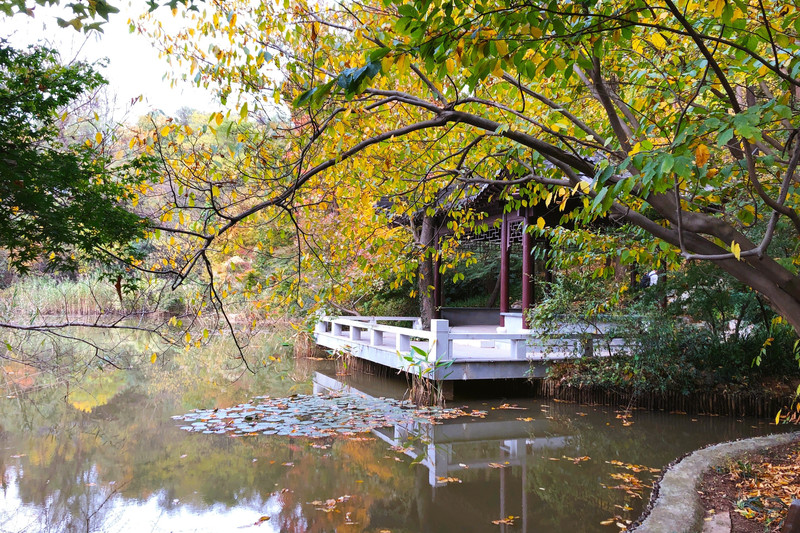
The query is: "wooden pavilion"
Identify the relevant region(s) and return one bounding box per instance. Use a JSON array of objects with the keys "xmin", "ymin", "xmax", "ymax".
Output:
[
  {"xmin": 314, "ymin": 180, "xmax": 624, "ymax": 384},
  {"xmin": 421, "ymin": 182, "xmax": 584, "ymax": 328}
]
